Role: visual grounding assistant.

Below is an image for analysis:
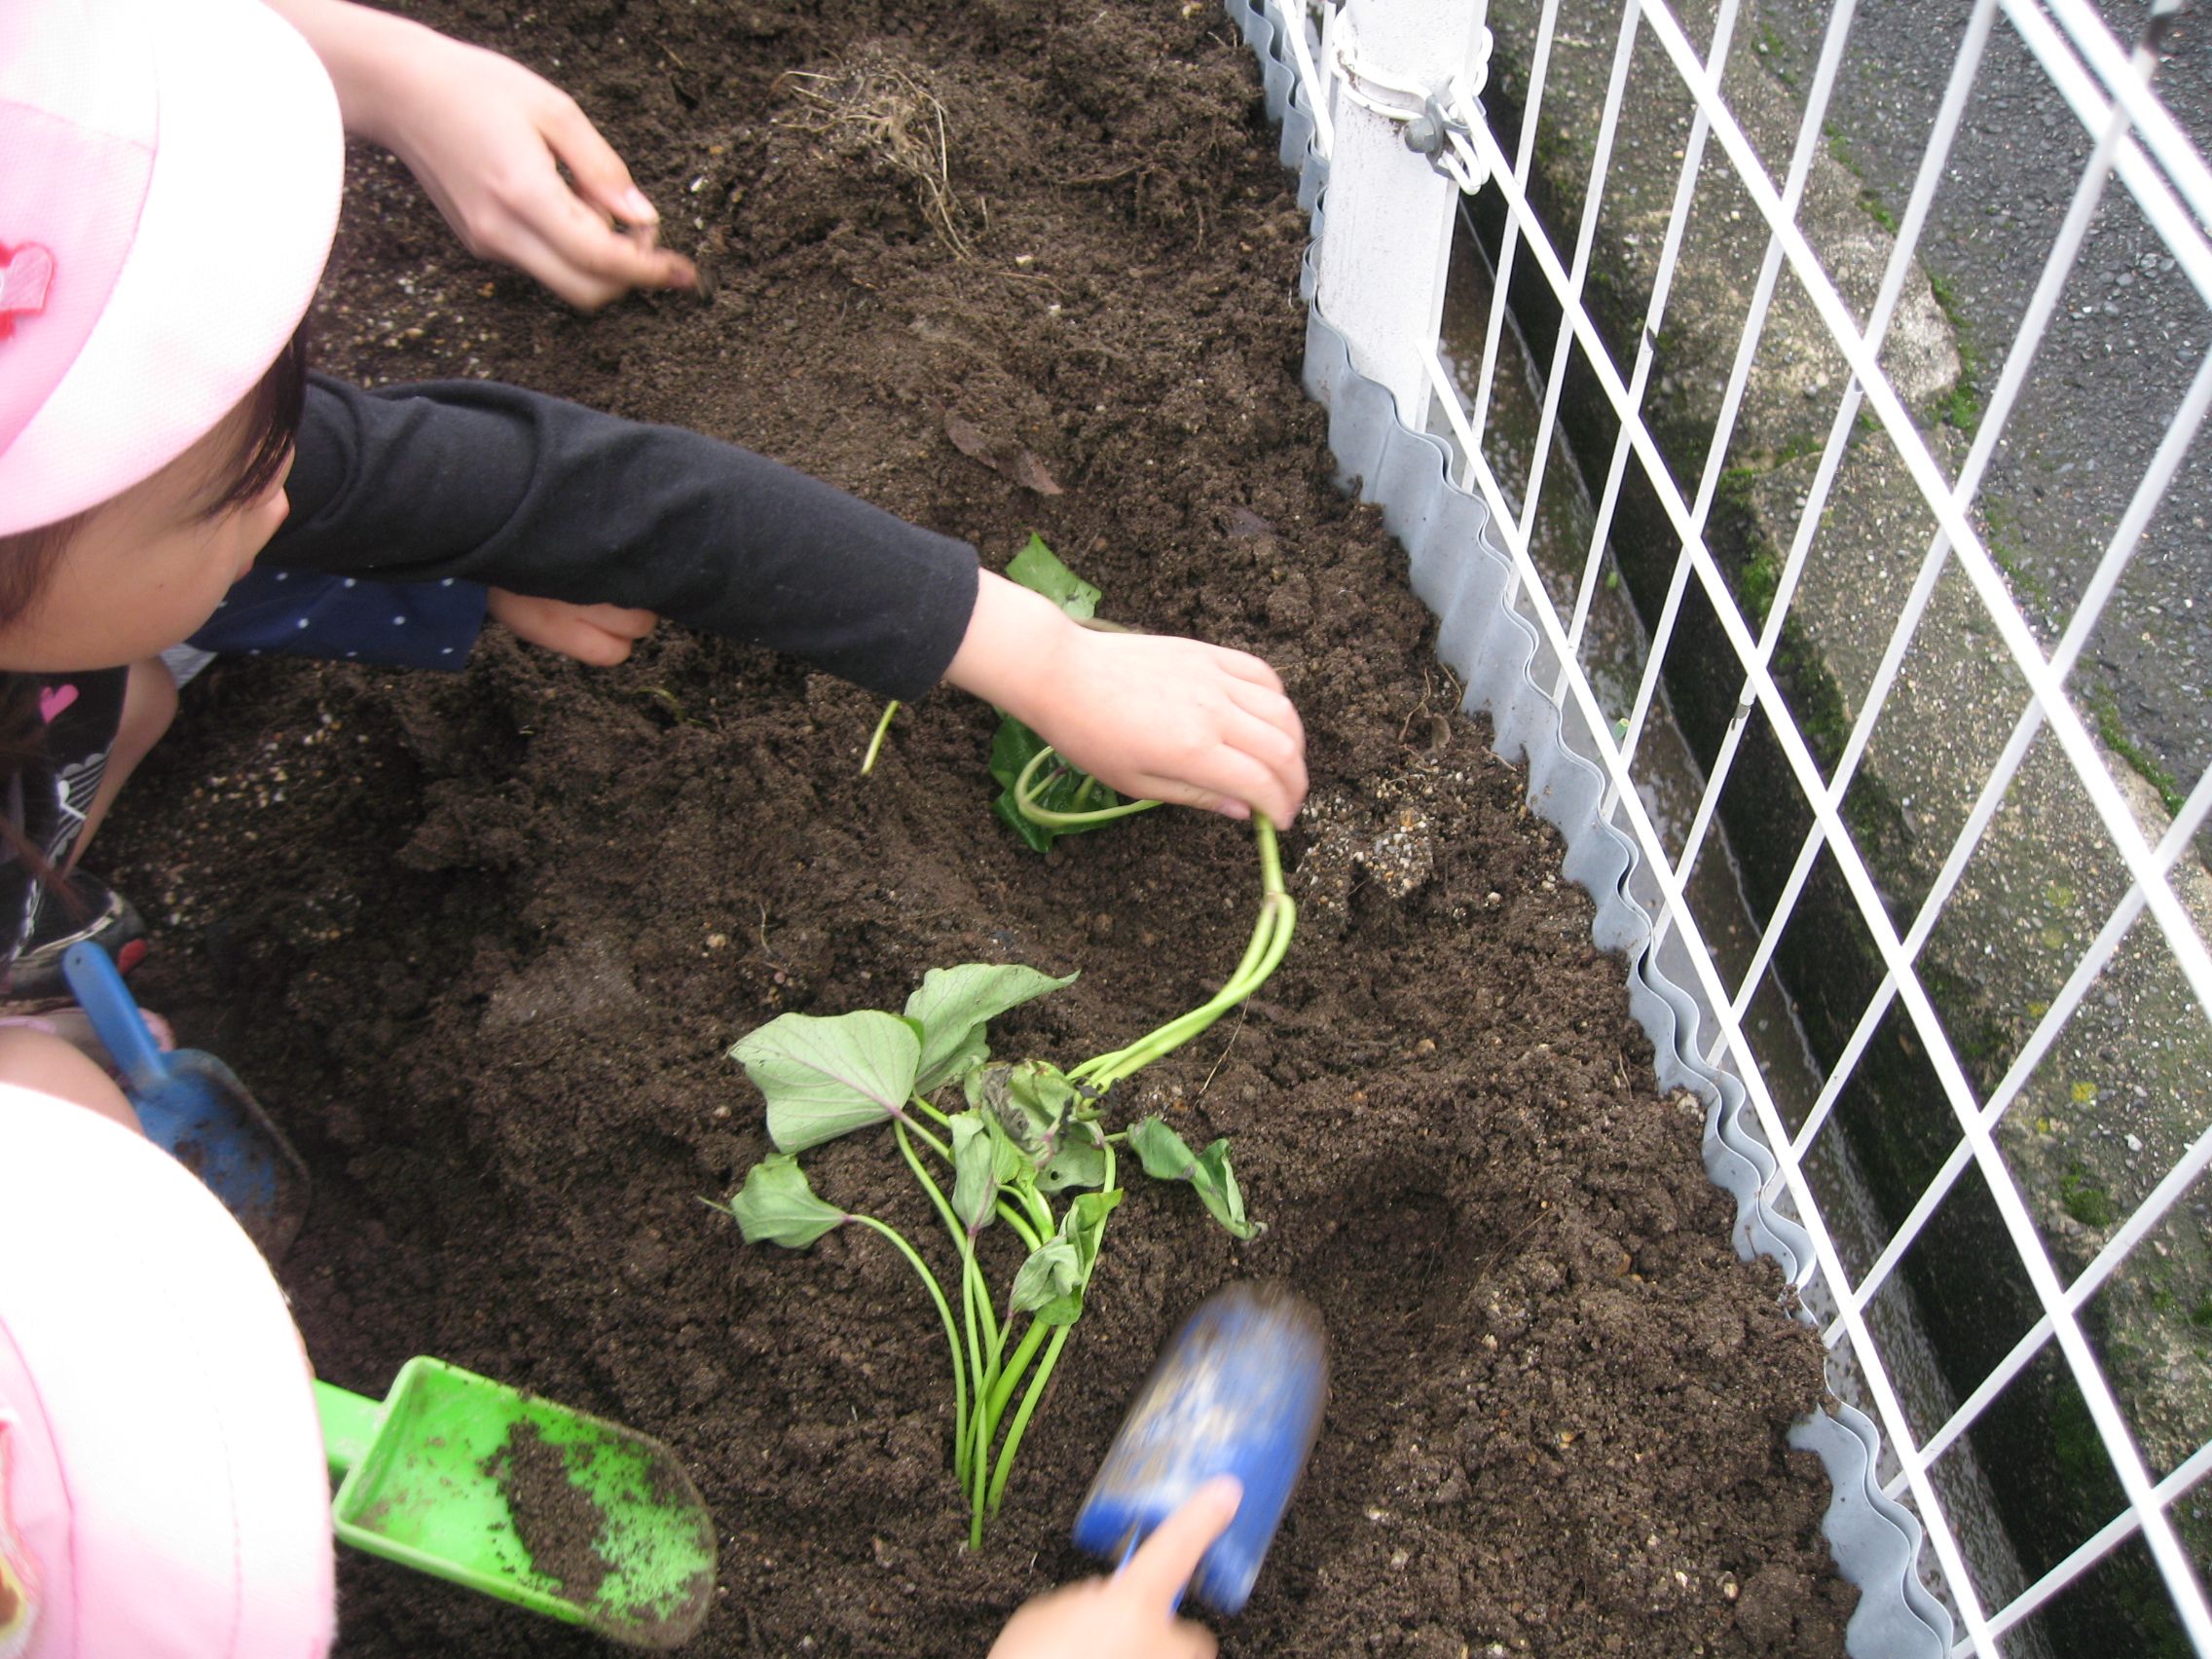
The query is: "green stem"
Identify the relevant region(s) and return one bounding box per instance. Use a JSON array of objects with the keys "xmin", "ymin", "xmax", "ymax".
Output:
[
  {"xmin": 996, "ymin": 1200, "xmax": 1043, "ymax": 1250},
  {"xmin": 1013, "ymin": 745, "xmax": 1161, "ymax": 830},
  {"xmin": 895, "ymin": 1124, "xmax": 964, "ymax": 1246},
  {"xmin": 861, "ymin": 699, "xmax": 901, "ymax": 775},
  {"xmin": 981, "ymin": 1315, "xmax": 1051, "ymax": 1438},
  {"xmin": 1073, "ymin": 816, "xmax": 1295, "ymax": 1088},
  {"xmin": 848, "ymin": 1215, "xmax": 965, "ymax": 1479},
  {"xmin": 911, "ymin": 1095, "xmax": 954, "ymax": 1130},
  {"xmin": 1022, "ymin": 1183, "xmax": 1054, "ymax": 1238},
  {"xmin": 965, "ymin": 1244, "xmax": 1002, "ymax": 1367},
  {"xmin": 985, "ymin": 1323, "xmax": 1073, "ymax": 1517},
  {"xmin": 956, "ymin": 1239, "xmax": 987, "ymax": 1478},
  {"xmin": 898, "ymin": 1113, "xmax": 952, "ymax": 1164}
]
